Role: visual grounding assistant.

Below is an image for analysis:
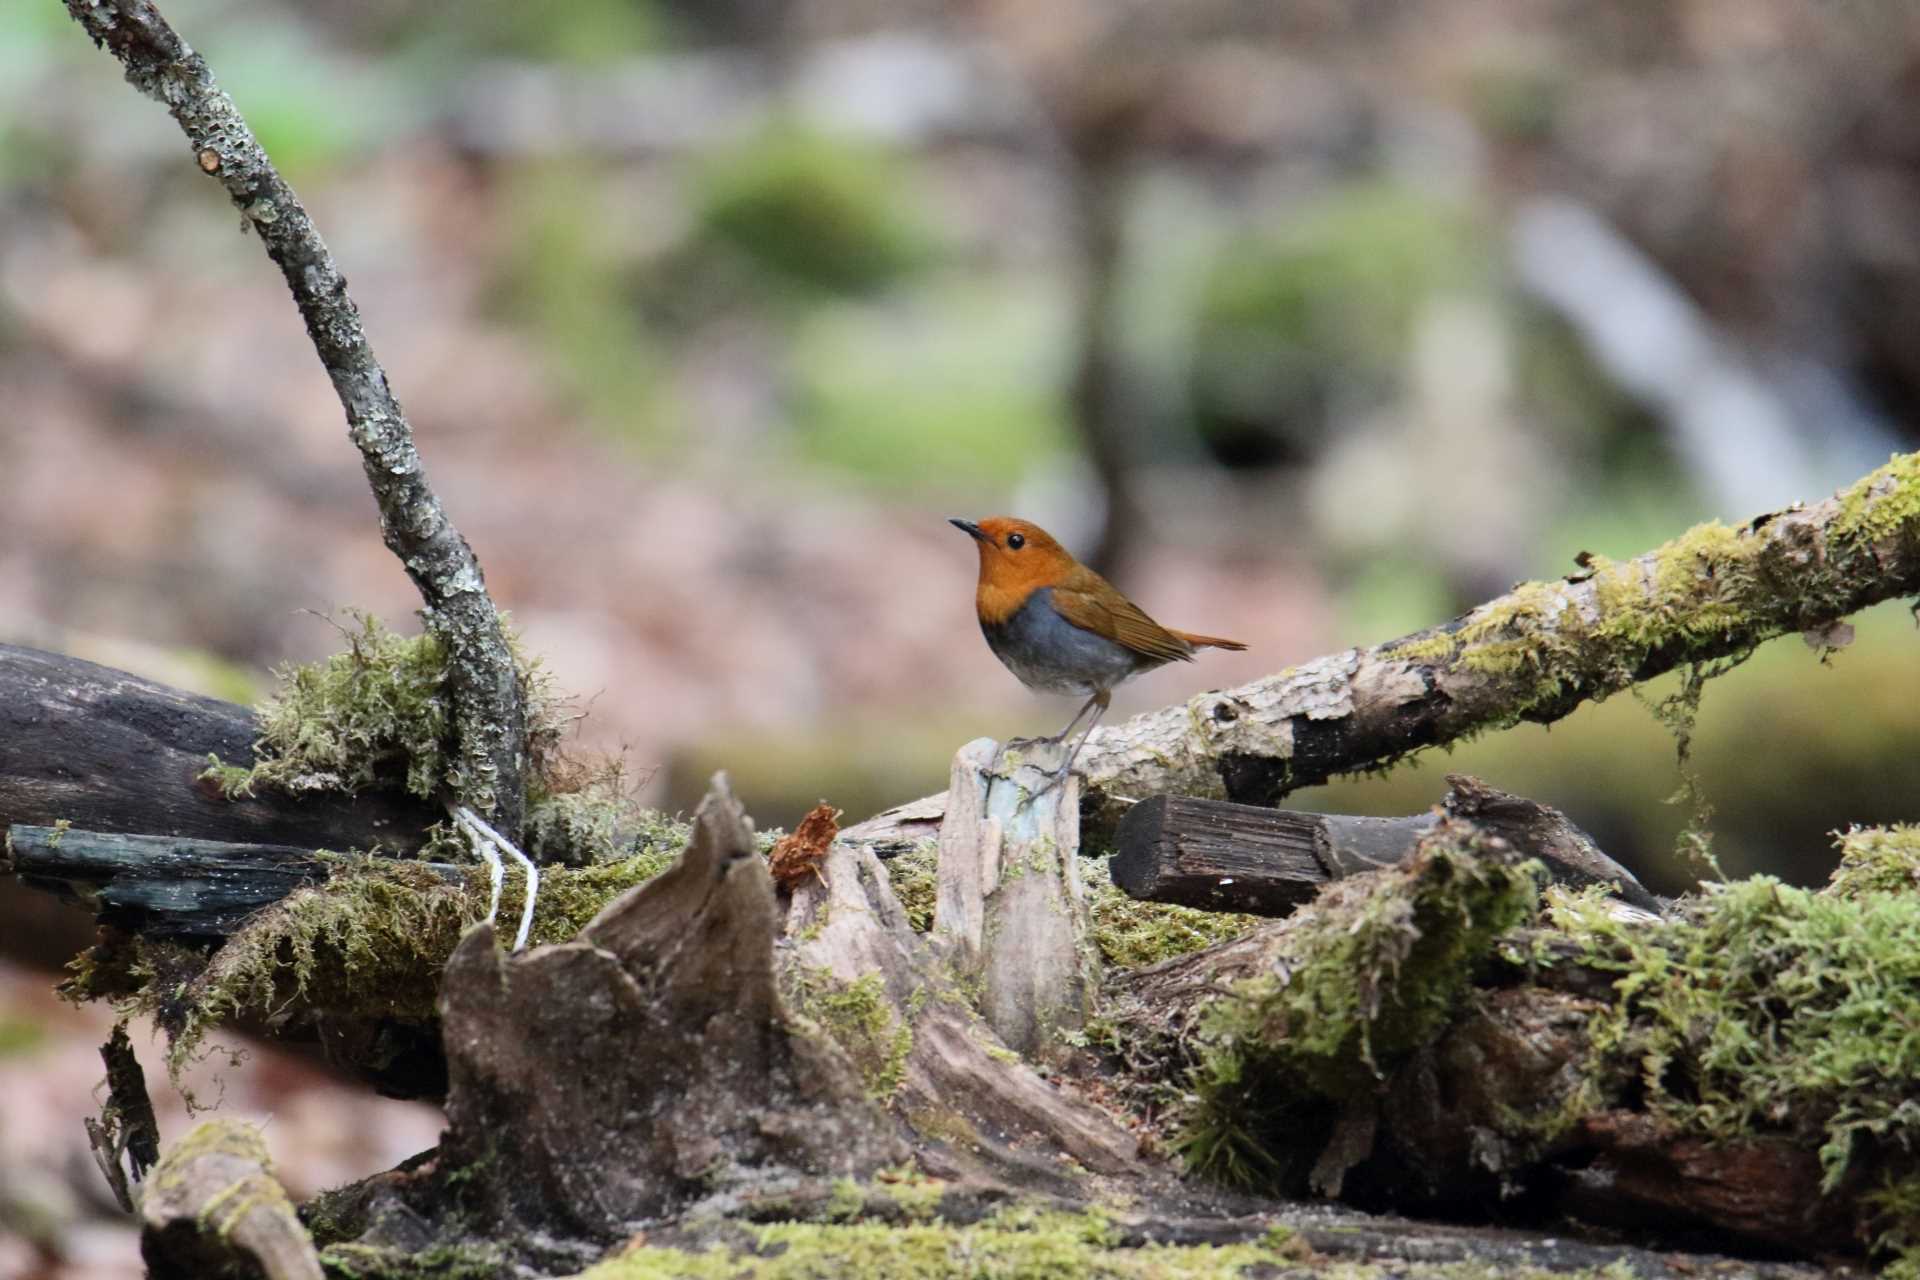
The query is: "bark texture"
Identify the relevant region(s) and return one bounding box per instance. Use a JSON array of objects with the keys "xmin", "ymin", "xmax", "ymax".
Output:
[
  {"xmin": 60, "ymin": 0, "xmax": 527, "ymax": 836},
  {"xmin": 0, "ymin": 644, "xmax": 435, "ymax": 854}
]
